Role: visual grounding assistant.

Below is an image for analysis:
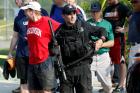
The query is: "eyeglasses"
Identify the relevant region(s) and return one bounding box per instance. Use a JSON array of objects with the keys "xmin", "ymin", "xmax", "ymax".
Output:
[{"xmin": 63, "ymin": 10, "xmax": 76, "ymax": 15}]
